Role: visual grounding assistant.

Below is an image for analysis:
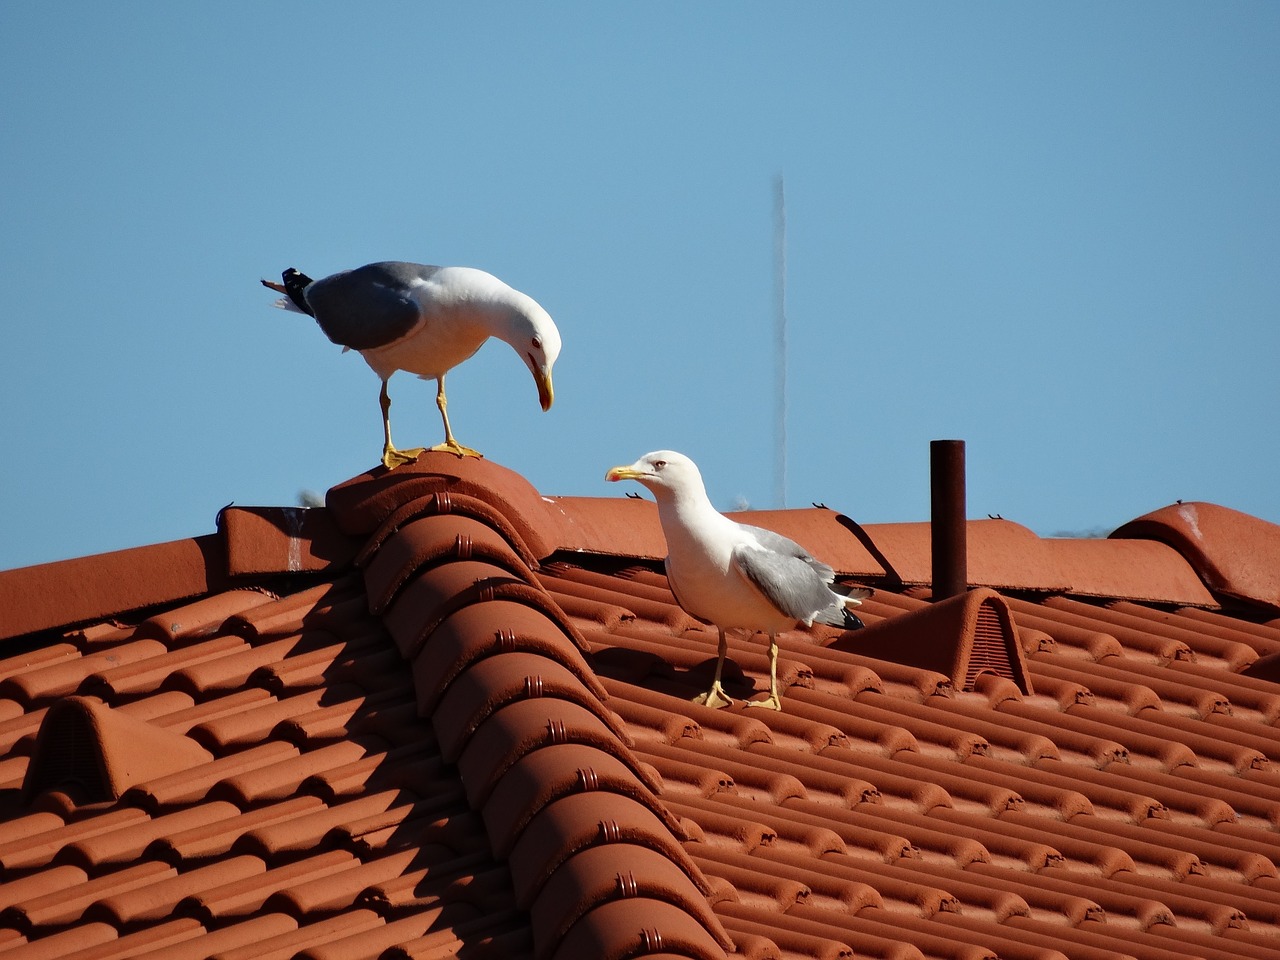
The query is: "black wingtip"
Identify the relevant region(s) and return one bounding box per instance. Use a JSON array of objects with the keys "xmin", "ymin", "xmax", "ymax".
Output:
[
  {"xmin": 842, "ymin": 609, "xmax": 865, "ymax": 630},
  {"xmin": 281, "ymin": 268, "xmax": 315, "ymax": 316}
]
